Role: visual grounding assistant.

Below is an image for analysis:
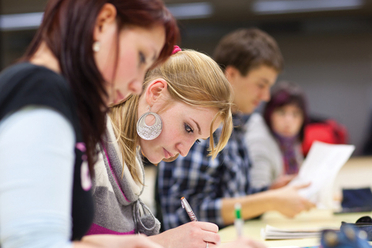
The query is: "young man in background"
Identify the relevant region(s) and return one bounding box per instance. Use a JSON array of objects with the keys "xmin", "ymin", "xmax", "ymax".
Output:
[{"xmin": 156, "ymin": 28, "xmax": 314, "ymax": 230}]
